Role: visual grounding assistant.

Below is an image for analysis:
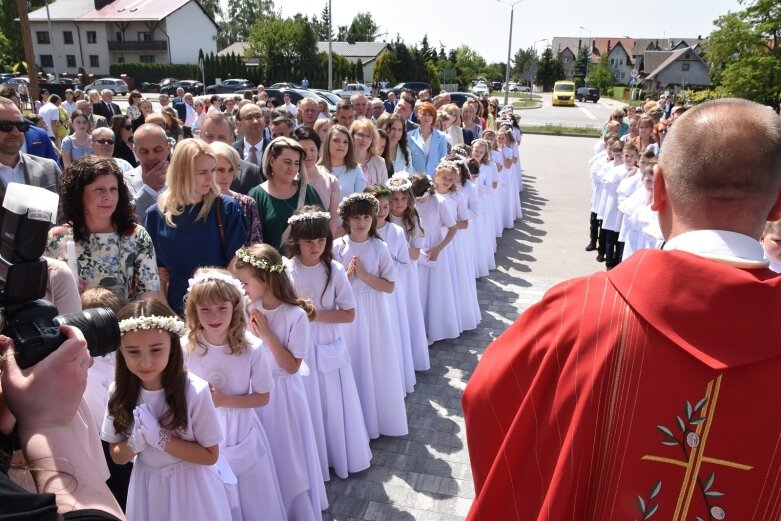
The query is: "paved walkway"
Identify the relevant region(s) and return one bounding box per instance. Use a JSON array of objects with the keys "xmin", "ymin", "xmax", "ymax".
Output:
[{"xmin": 322, "ymin": 175, "xmax": 570, "ymax": 521}]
